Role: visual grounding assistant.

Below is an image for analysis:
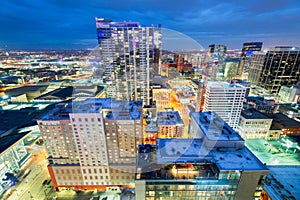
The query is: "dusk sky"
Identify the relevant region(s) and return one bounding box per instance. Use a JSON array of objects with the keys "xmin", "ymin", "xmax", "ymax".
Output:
[{"xmin": 0, "ymin": 0, "xmax": 300, "ymax": 50}]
